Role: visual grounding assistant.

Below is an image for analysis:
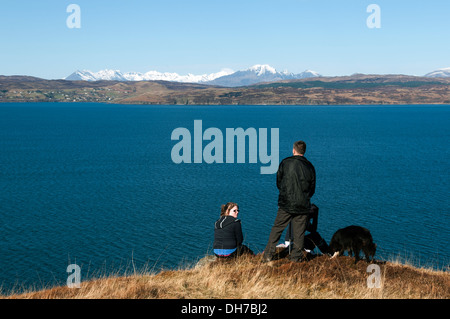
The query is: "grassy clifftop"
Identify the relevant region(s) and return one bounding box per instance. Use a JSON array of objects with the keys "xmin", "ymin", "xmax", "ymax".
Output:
[{"xmin": 3, "ymin": 254, "xmax": 449, "ymax": 299}]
